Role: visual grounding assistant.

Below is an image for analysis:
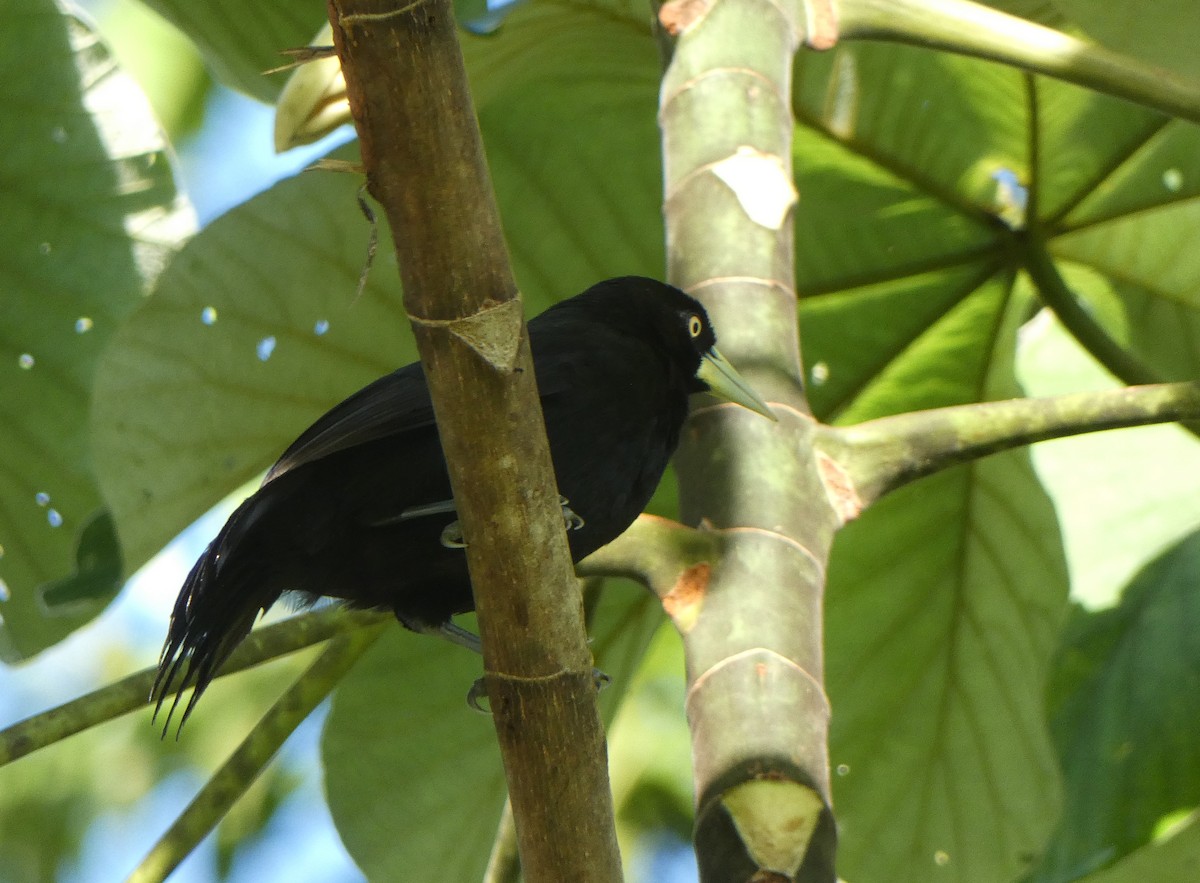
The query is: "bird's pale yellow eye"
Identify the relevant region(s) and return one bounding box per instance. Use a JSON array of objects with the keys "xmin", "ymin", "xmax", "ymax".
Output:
[{"xmin": 688, "ymin": 315, "xmax": 703, "ymax": 338}]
